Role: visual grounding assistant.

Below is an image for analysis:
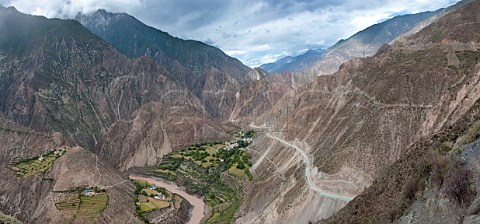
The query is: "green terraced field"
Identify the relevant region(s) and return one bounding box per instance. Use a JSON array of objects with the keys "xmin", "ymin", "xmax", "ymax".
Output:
[
  {"xmin": 13, "ymin": 154, "xmax": 59, "ymax": 176},
  {"xmin": 55, "ymin": 191, "xmax": 109, "ymax": 223},
  {"xmin": 55, "ymin": 193, "xmax": 81, "ymax": 217},
  {"xmin": 76, "ymin": 194, "xmax": 109, "ymax": 221}
]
